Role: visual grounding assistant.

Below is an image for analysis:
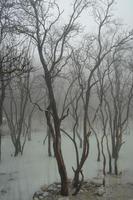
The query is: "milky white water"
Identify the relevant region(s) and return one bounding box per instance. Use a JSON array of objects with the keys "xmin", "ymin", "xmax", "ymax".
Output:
[{"xmin": 0, "ymin": 129, "xmax": 133, "ymax": 200}]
